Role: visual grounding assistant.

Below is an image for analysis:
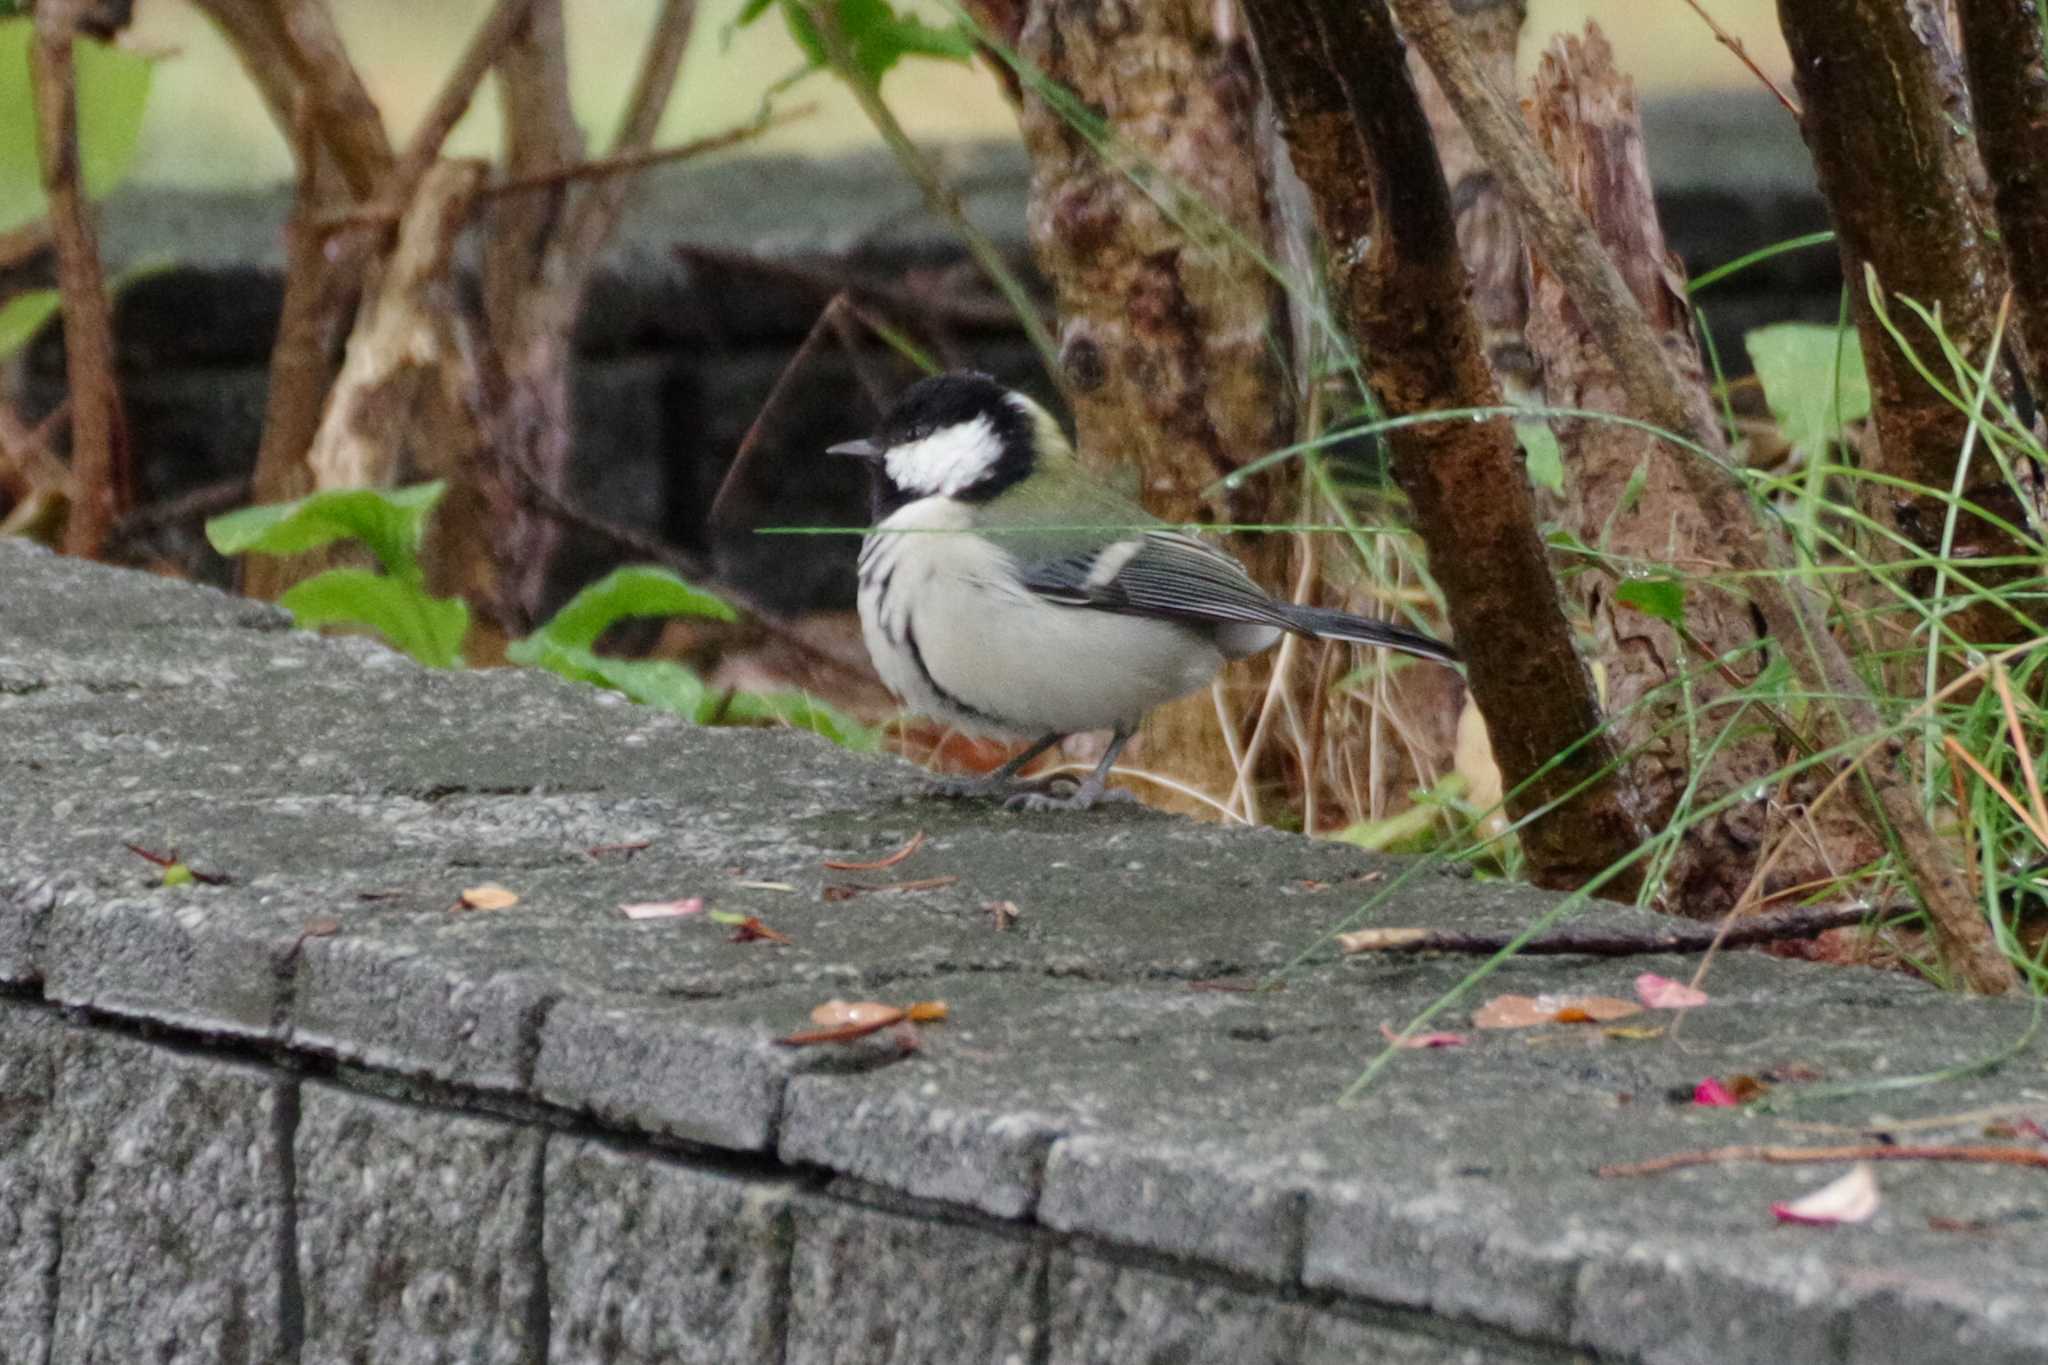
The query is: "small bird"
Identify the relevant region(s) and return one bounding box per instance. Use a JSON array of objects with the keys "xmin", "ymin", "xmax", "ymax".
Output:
[{"xmin": 831, "ymin": 372, "xmax": 1458, "ymax": 811}]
